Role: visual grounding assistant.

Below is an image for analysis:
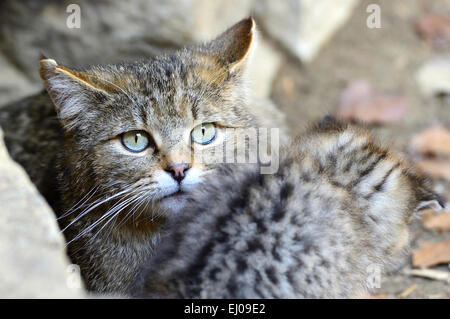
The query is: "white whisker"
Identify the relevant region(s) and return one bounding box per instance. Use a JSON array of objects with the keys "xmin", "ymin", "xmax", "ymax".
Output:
[{"xmin": 61, "ymin": 186, "xmax": 133, "ymax": 234}]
